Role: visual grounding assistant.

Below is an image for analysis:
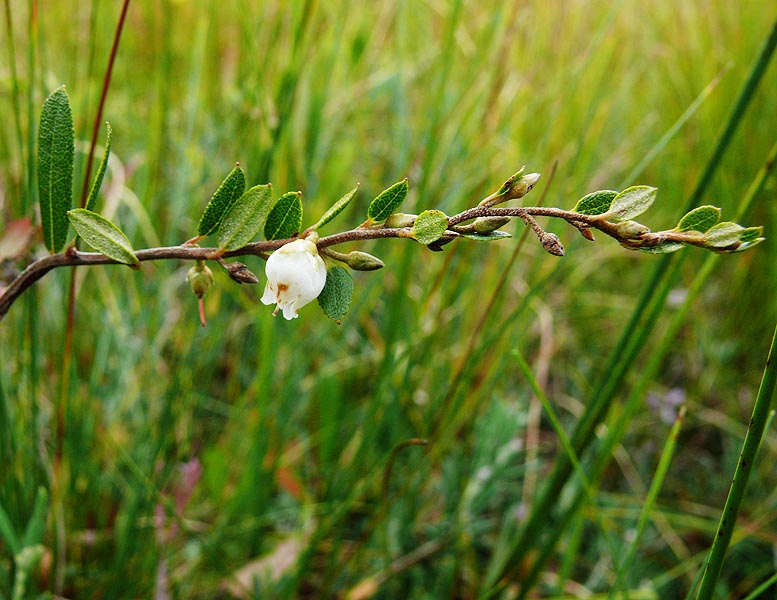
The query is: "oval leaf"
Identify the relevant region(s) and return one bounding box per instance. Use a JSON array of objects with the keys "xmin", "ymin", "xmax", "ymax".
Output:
[
  {"xmin": 637, "ymin": 242, "xmax": 684, "ymax": 254},
  {"xmin": 572, "ymin": 190, "xmax": 617, "ymax": 216},
  {"xmin": 367, "ymin": 178, "xmax": 408, "ymax": 222},
  {"xmin": 217, "ymin": 184, "xmax": 274, "ymax": 251},
  {"xmin": 85, "ymin": 122, "xmax": 112, "ymax": 213},
  {"xmin": 67, "ymin": 209, "xmax": 139, "ymax": 267},
  {"xmin": 739, "ymin": 226, "xmax": 763, "ymax": 244},
  {"xmin": 198, "ymin": 165, "xmax": 247, "ymax": 237},
  {"xmin": 317, "ymin": 266, "xmax": 353, "ymax": 323},
  {"xmin": 38, "ymin": 86, "xmax": 75, "ymax": 253},
  {"xmin": 310, "ymin": 185, "xmax": 359, "ymax": 231},
  {"xmin": 264, "ymin": 191, "xmax": 303, "ymax": 241},
  {"xmin": 605, "ymin": 185, "xmax": 657, "ymax": 221},
  {"xmin": 494, "ymin": 166, "xmax": 526, "ymax": 195},
  {"xmin": 704, "ymin": 222, "xmax": 745, "ymax": 247},
  {"xmin": 412, "ymin": 209, "xmax": 449, "ymax": 245},
  {"xmin": 461, "ymin": 230, "xmax": 512, "ymax": 242},
  {"xmin": 675, "ymin": 205, "xmax": 721, "ymax": 233}
]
